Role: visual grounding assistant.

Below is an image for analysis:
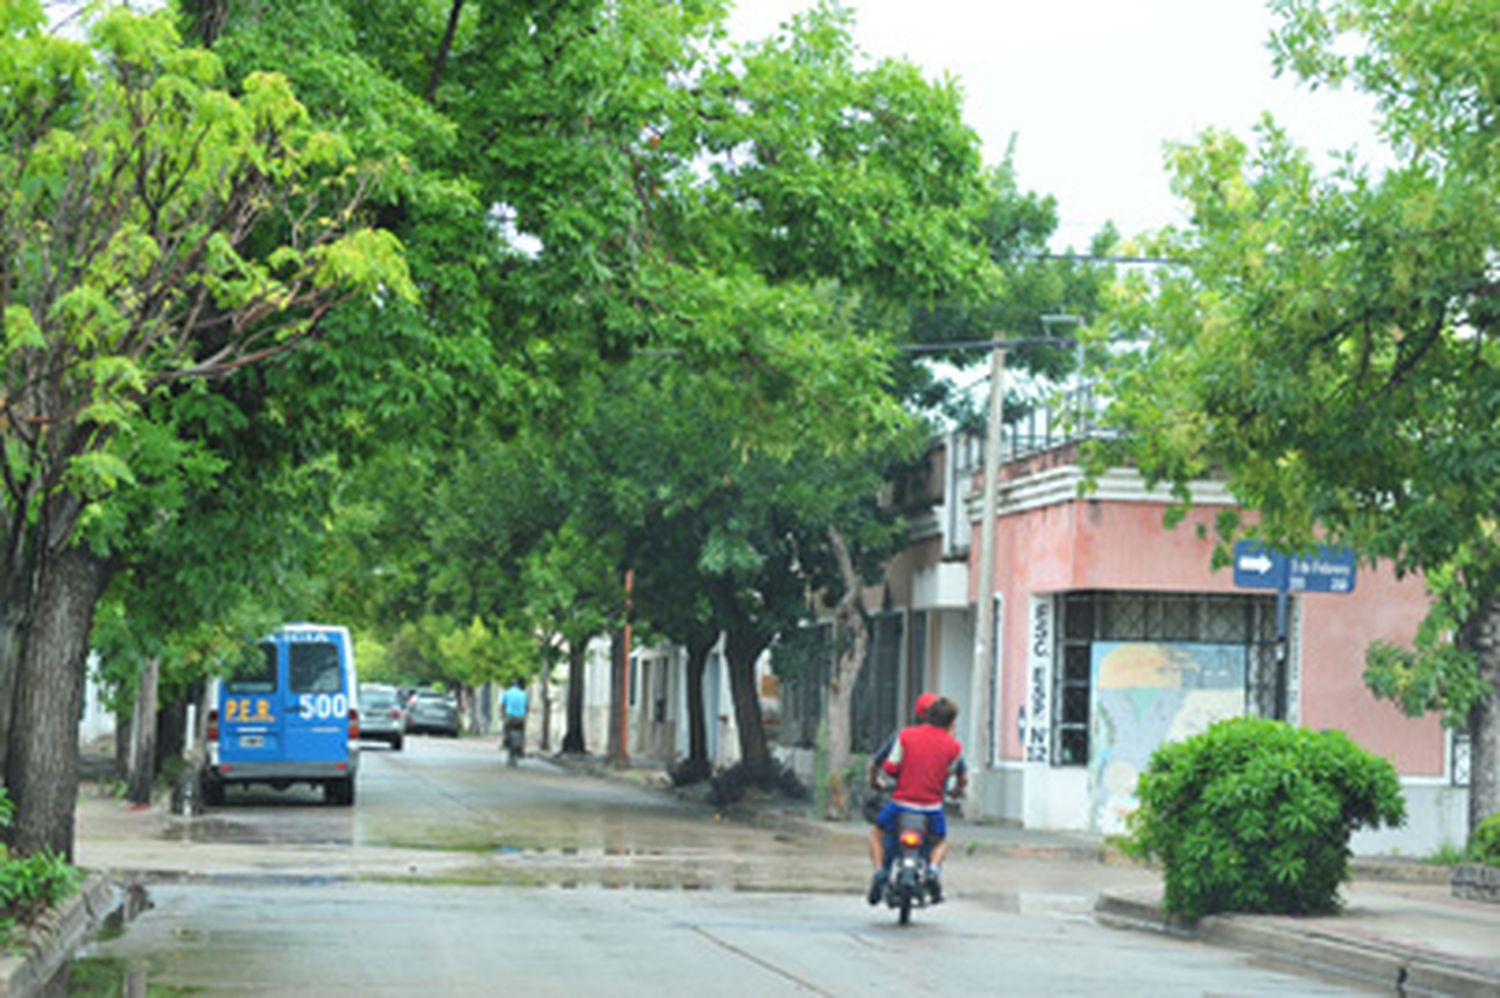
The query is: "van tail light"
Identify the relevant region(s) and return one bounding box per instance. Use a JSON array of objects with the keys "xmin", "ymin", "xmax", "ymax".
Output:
[
  {"xmin": 207, "ymin": 708, "xmax": 219, "ymax": 743},
  {"xmin": 348, "ymin": 705, "xmax": 360, "ymax": 740},
  {"xmin": 389, "ymin": 707, "xmax": 401, "ymax": 719},
  {"xmin": 899, "ymin": 829, "xmax": 924, "ymax": 848}
]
